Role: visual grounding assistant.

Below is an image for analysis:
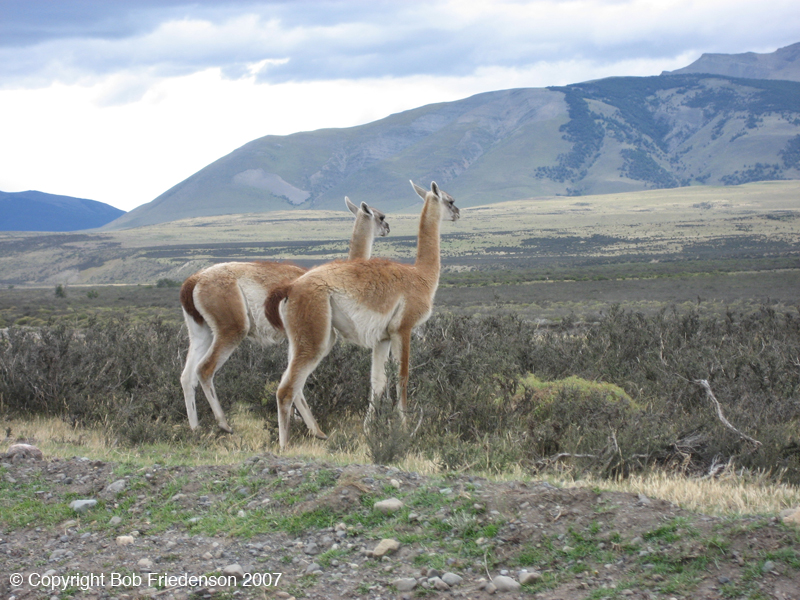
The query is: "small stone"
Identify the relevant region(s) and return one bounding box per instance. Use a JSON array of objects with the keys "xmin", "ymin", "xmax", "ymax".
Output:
[
  {"xmin": 371, "ymin": 538, "xmax": 401, "ymax": 558},
  {"xmin": 425, "ymin": 568, "xmax": 441, "ymax": 578},
  {"xmin": 390, "ymin": 478, "xmax": 401, "ymax": 489},
  {"xmin": 781, "ymin": 507, "xmax": 800, "ymax": 526},
  {"xmin": 5, "ymin": 443, "xmax": 43, "ymax": 460},
  {"xmin": 304, "ymin": 541, "xmax": 319, "ymax": 555},
  {"xmin": 223, "ymin": 564, "xmax": 245, "ymax": 580},
  {"xmin": 762, "ymin": 560, "xmax": 775, "ymax": 573},
  {"xmin": 305, "ymin": 563, "xmax": 321, "ymax": 575},
  {"xmin": 492, "ymin": 575, "xmax": 521, "ymax": 592},
  {"xmin": 116, "ymin": 535, "xmax": 135, "ymax": 546},
  {"xmin": 49, "ymin": 549, "xmax": 71, "ymax": 561},
  {"xmin": 519, "ymin": 570, "xmax": 542, "ymax": 585},
  {"xmin": 636, "ymin": 493, "xmax": 652, "ymax": 506},
  {"xmin": 374, "ymin": 498, "xmax": 404, "ymax": 514},
  {"xmin": 138, "ymin": 558, "xmax": 154, "ymax": 570},
  {"xmin": 392, "ymin": 577, "xmax": 417, "ymax": 592},
  {"xmin": 109, "ymin": 516, "xmax": 122, "ymax": 526},
  {"xmin": 442, "ymin": 572, "xmax": 462, "ymax": 586},
  {"xmin": 718, "ymin": 576, "xmax": 731, "ymax": 584},
  {"xmin": 61, "ymin": 519, "xmax": 78, "ymax": 529},
  {"xmin": 429, "ymin": 576, "xmax": 450, "ymax": 591},
  {"xmin": 69, "ymin": 499, "xmax": 97, "ymax": 514},
  {"xmin": 102, "ymin": 479, "xmax": 127, "ymax": 496}
]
